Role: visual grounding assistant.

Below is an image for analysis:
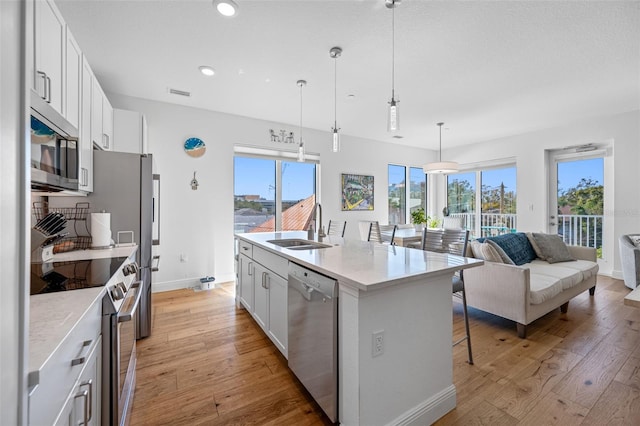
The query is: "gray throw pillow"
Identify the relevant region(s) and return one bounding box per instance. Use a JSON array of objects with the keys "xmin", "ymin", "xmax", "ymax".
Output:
[
  {"xmin": 526, "ymin": 232, "xmax": 547, "ymax": 260},
  {"xmin": 530, "ymin": 233, "xmax": 575, "ymax": 263}
]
